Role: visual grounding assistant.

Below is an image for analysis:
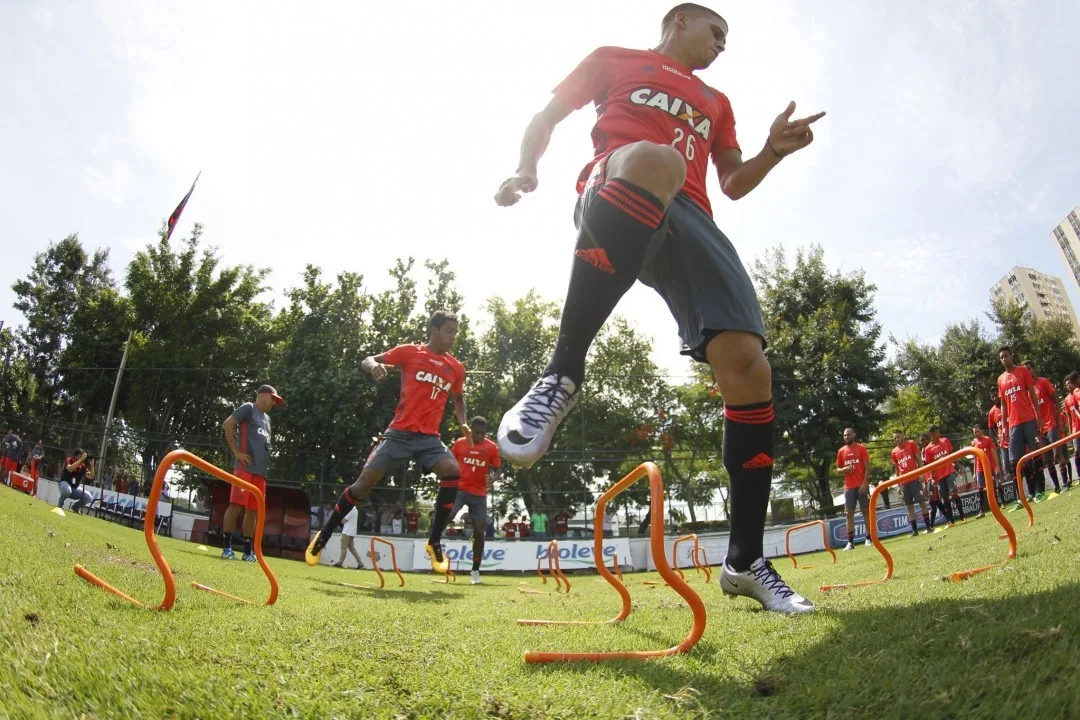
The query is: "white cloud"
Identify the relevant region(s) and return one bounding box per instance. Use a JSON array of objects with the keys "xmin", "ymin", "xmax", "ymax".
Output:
[{"xmin": 1, "ymin": 0, "xmax": 1079, "ymax": 383}]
